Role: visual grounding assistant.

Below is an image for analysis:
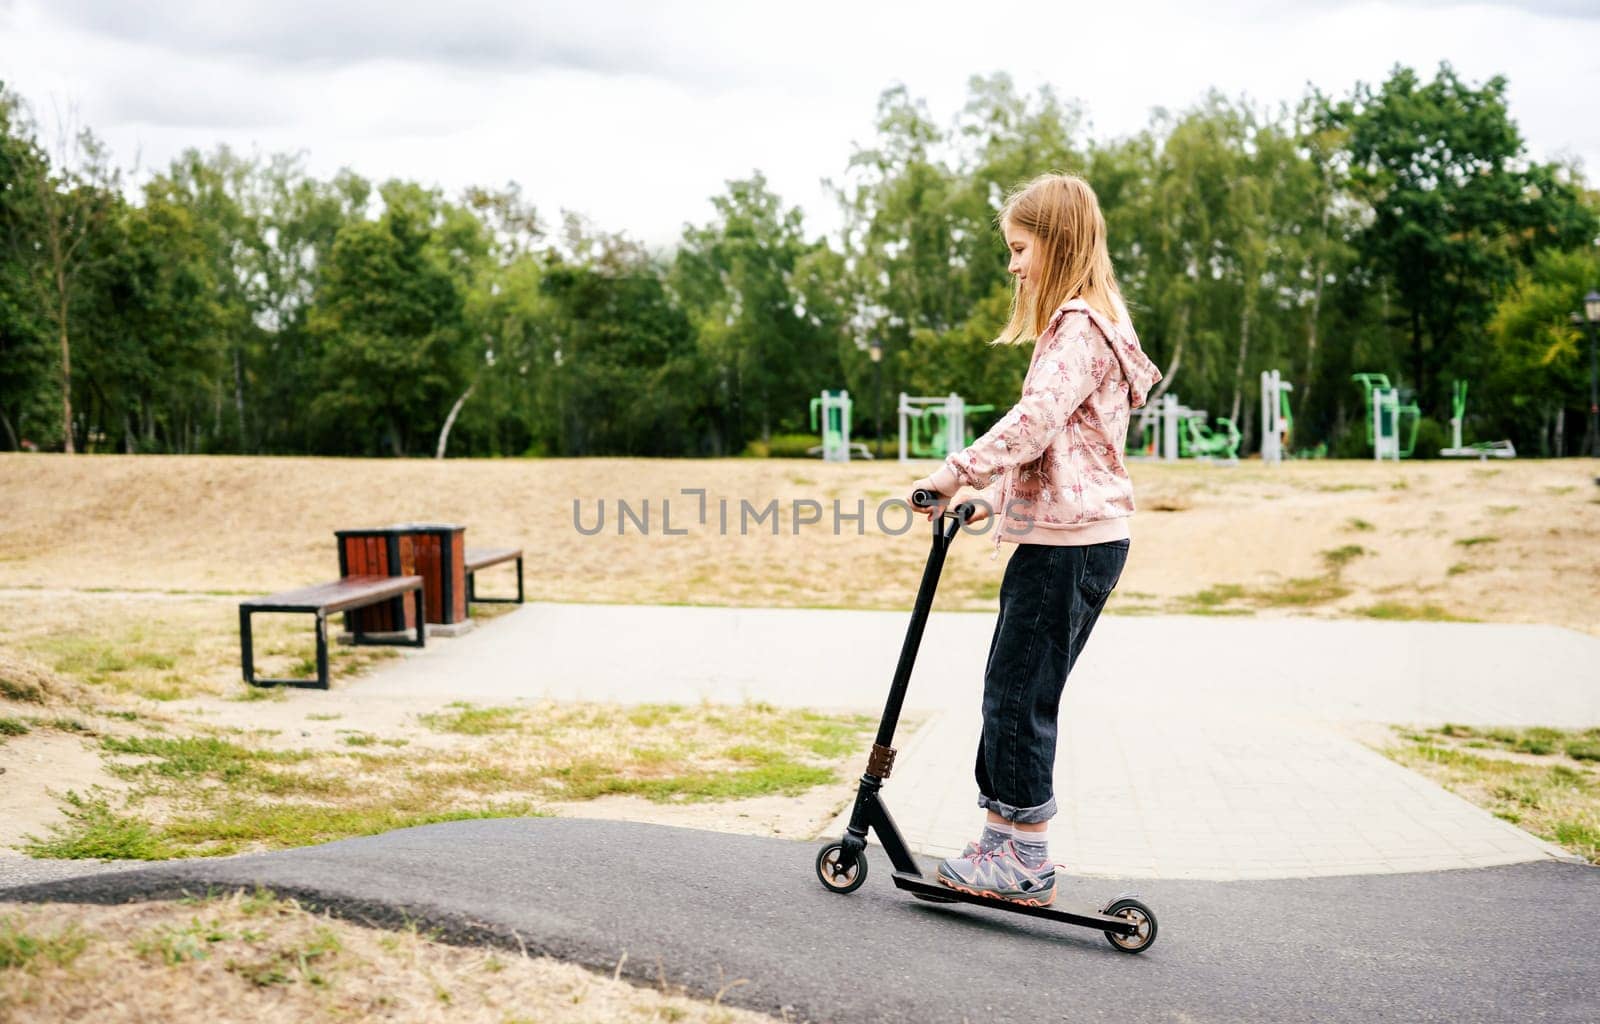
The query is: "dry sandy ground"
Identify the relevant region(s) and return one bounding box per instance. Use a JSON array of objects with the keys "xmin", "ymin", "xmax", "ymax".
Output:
[
  {"xmin": 1, "ymin": 893, "xmax": 784, "ymax": 1023},
  {"xmin": 1, "ymin": 454, "xmax": 1595, "ymax": 849},
  {"xmin": 1, "ymin": 453, "xmax": 1595, "ymax": 1021},
  {"xmin": 1, "ymin": 453, "xmax": 1596, "ymax": 631}
]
